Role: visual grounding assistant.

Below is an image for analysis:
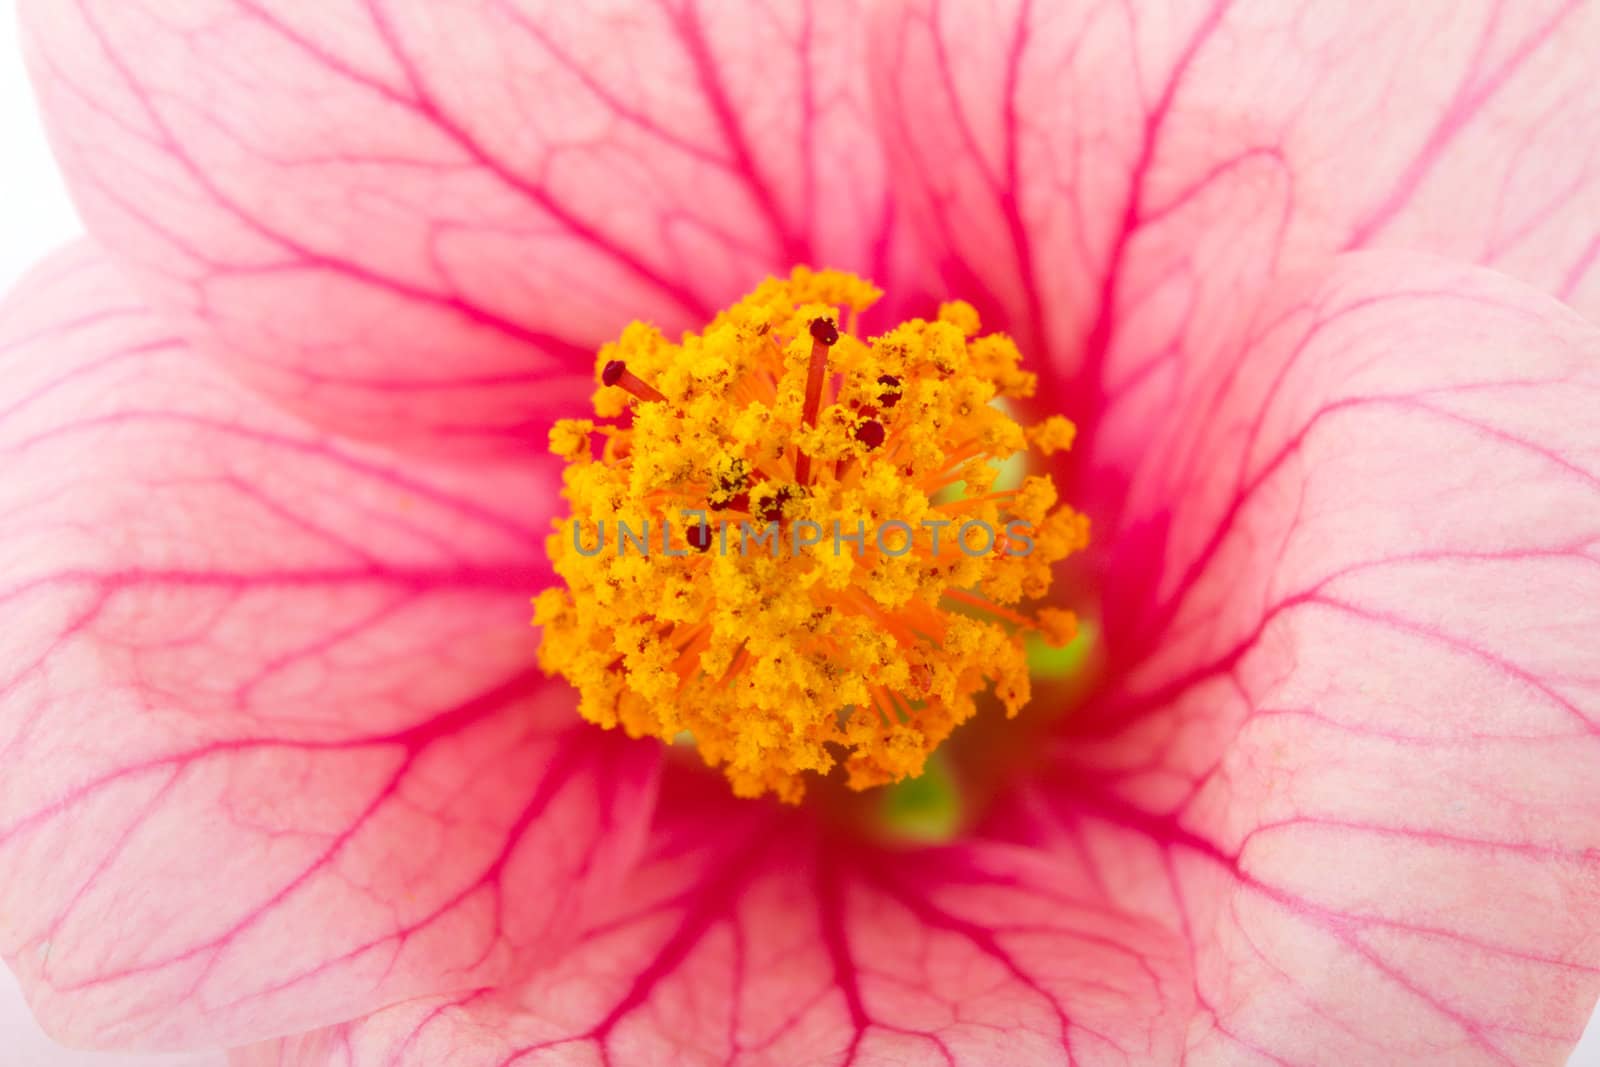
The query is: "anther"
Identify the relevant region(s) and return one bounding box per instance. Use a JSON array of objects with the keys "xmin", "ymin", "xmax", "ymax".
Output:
[
  {"xmin": 710, "ymin": 462, "xmax": 750, "ymax": 510},
  {"xmin": 758, "ymin": 485, "xmax": 794, "ymax": 523},
  {"xmin": 688, "ymin": 523, "xmax": 714, "ymax": 552},
  {"xmin": 855, "ymin": 419, "xmax": 886, "ymax": 450},
  {"xmin": 876, "ymin": 374, "xmax": 903, "ymax": 409},
  {"xmin": 600, "ymin": 359, "xmax": 666, "ymax": 404},
  {"xmin": 794, "ymin": 318, "xmax": 838, "ymax": 486}
]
